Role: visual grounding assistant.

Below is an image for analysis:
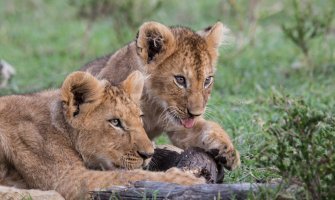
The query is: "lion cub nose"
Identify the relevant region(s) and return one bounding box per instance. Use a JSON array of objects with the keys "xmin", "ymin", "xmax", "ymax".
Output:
[
  {"xmin": 137, "ymin": 151, "xmax": 153, "ymax": 160},
  {"xmin": 187, "ymin": 108, "xmax": 202, "ymax": 118}
]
